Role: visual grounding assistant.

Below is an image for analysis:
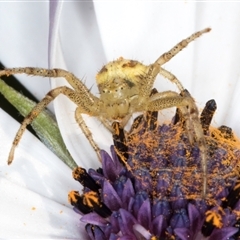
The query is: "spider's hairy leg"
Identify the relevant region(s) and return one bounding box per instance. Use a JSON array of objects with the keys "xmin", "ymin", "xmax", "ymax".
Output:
[
  {"xmin": 156, "ymin": 28, "xmax": 211, "ymax": 66},
  {"xmin": 147, "ymin": 28, "xmax": 211, "ymax": 92},
  {"xmin": 145, "ymin": 88, "xmax": 159, "ymax": 131},
  {"xmin": 7, "ymin": 86, "xmax": 75, "ymax": 164},
  {"xmin": 0, "ymin": 67, "xmax": 102, "ymax": 163},
  {"xmin": 147, "ymin": 90, "xmax": 188, "ymax": 110},
  {"xmin": 0, "ymin": 68, "xmax": 96, "ymax": 105},
  {"xmin": 75, "ymin": 109, "xmax": 101, "ymax": 161},
  {"xmin": 147, "ymin": 90, "xmax": 208, "ymax": 198},
  {"xmin": 182, "ymin": 90, "xmax": 208, "ymax": 199},
  {"xmin": 147, "ymin": 90, "xmax": 193, "ymax": 142}
]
